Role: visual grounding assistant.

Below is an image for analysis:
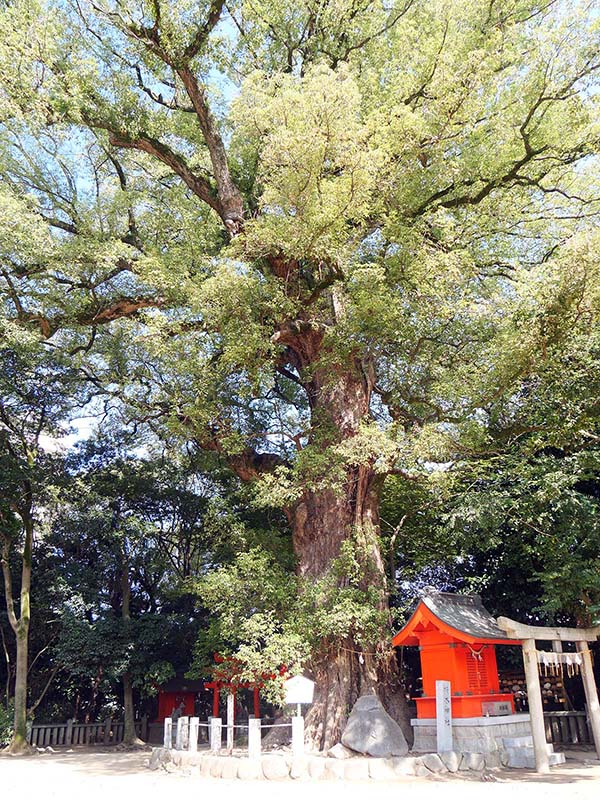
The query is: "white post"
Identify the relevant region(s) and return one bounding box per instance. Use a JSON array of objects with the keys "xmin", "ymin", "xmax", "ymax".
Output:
[
  {"xmin": 176, "ymin": 716, "xmax": 188, "ymax": 750},
  {"xmin": 435, "ymin": 680, "xmax": 452, "ymax": 753},
  {"xmin": 248, "ymin": 716, "xmax": 262, "ymax": 759},
  {"xmin": 522, "ymin": 638, "xmax": 549, "ymax": 774},
  {"xmin": 210, "ymin": 717, "xmax": 222, "ymax": 753},
  {"xmin": 188, "ymin": 717, "xmax": 199, "ymax": 752},
  {"xmin": 163, "ymin": 718, "xmax": 173, "ymax": 750},
  {"xmin": 577, "ymin": 641, "xmax": 600, "ymax": 759},
  {"xmin": 226, "ymin": 693, "xmax": 235, "ymax": 753},
  {"xmin": 292, "ymin": 715, "xmax": 304, "ymax": 758}
]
